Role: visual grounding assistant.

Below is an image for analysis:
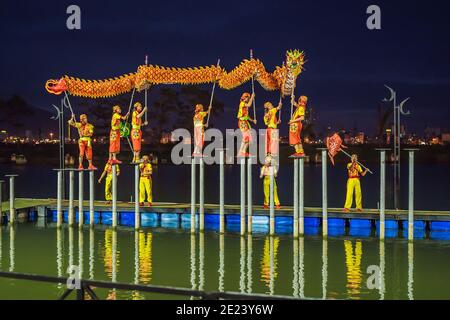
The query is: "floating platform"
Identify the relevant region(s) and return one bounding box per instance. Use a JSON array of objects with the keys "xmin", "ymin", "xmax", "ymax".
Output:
[{"xmin": 2, "ymin": 198, "xmax": 450, "ymax": 240}]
